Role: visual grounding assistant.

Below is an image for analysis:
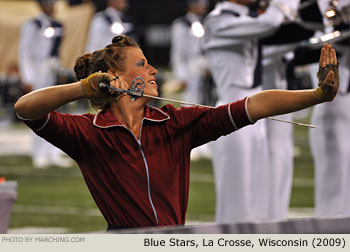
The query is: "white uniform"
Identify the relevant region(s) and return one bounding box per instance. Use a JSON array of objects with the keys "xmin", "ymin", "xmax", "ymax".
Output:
[
  {"xmin": 309, "ymin": 0, "xmax": 350, "ymax": 217},
  {"xmin": 262, "ymin": 45, "xmax": 296, "ymax": 220},
  {"xmin": 18, "ymin": 13, "xmax": 66, "ymax": 168},
  {"xmin": 85, "ymin": 7, "xmax": 135, "ymax": 52},
  {"xmin": 204, "ymin": 0, "xmax": 300, "ymax": 223},
  {"xmin": 170, "ymin": 12, "xmax": 208, "ymax": 104},
  {"xmin": 170, "ymin": 11, "xmax": 212, "ymax": 160}
]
